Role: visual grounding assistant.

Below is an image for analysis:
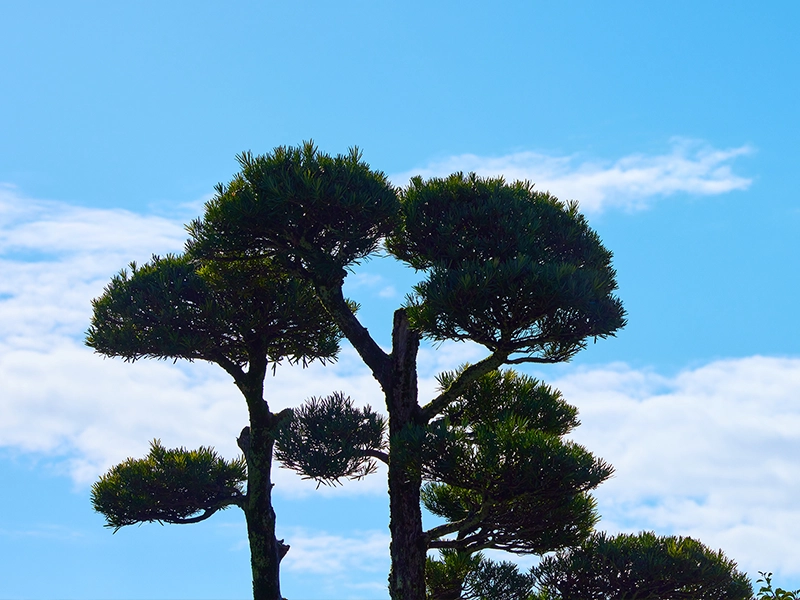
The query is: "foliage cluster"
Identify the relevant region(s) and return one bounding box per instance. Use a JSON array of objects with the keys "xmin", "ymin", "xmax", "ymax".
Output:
[
  {"xmin": 91, "ymin": 440, "xmax": 246, "ymax": 531},
  {"xmin": 756, "ymin": 573, "xmax": 800, "ymax": 600},
  {"xmin": 274, "ymin": 391, "xmax": 386, "ymax": 486},
  {"xmin": 86, "ymin": 141, "xmax": 757, "ymax": 600}
]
